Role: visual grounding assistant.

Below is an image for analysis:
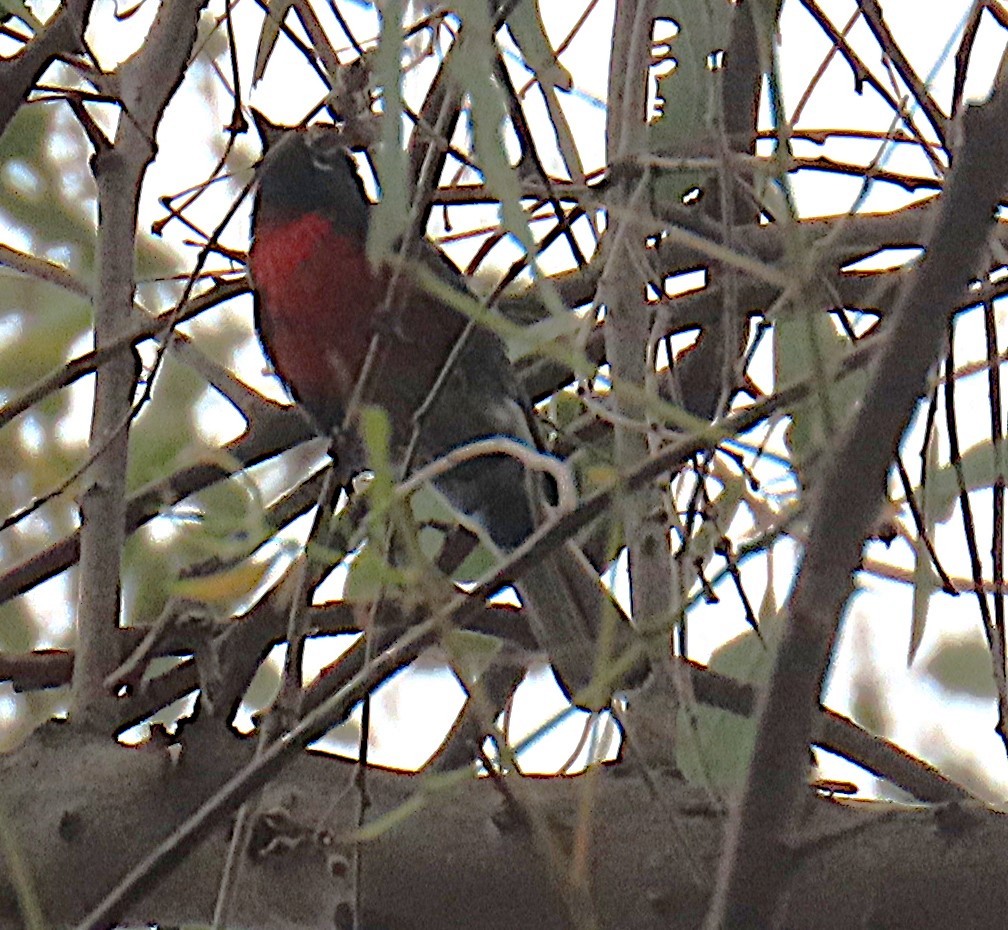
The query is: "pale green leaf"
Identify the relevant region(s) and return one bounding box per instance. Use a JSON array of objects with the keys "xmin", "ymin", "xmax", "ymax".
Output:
[
  {"xmin": 253, "ymin": 1, "xmax": 294, "ymax": 85},
  {"xmin": 773, "ymin": 307, "xmax": 867, "ymax": 482},
  {"xmin": 442, "ymin": 628, "xmax": 504, "ymax": 683},
  {"xmin": 349, "ymin": 769, "xmax": 471, "ymax": 842},
  {"xmin": 342, "ymin": 543, "xmax": 410, "ymax": 605},
  {"xmin": 368, "ymin": 4, "xmax": 409, "ymax": 267},
  {"xmin": 908, "ymin": 438, "xmax": 941, "ymax": 663},
  {"xmin": 649, "ymin": 0, "xmax": 735, "ymax": 202},
  {"xmin": 921, "ymin": 634, "xmax": 996, "ymax": 701},
  {"xmin": 676, "ymin": 605, "xmax": 782, "ymax": 791},
  {"xmin": 503, "ymin": 1, "xmax": 584, "ymax": 180},
  {"xmin": 914, "ymin": 437, "xmax": 1008, "ymax": 524},
  {"xmin": 669, "ymin": 474, "xmax": 746, "ymax": 619},
  {"xmin": 450, "ymin": 23, "xmax": 535, "ymax": 256},
  {"xmin": 504, "ymin": 0, "xmax": 571, "ymax": 91}
]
